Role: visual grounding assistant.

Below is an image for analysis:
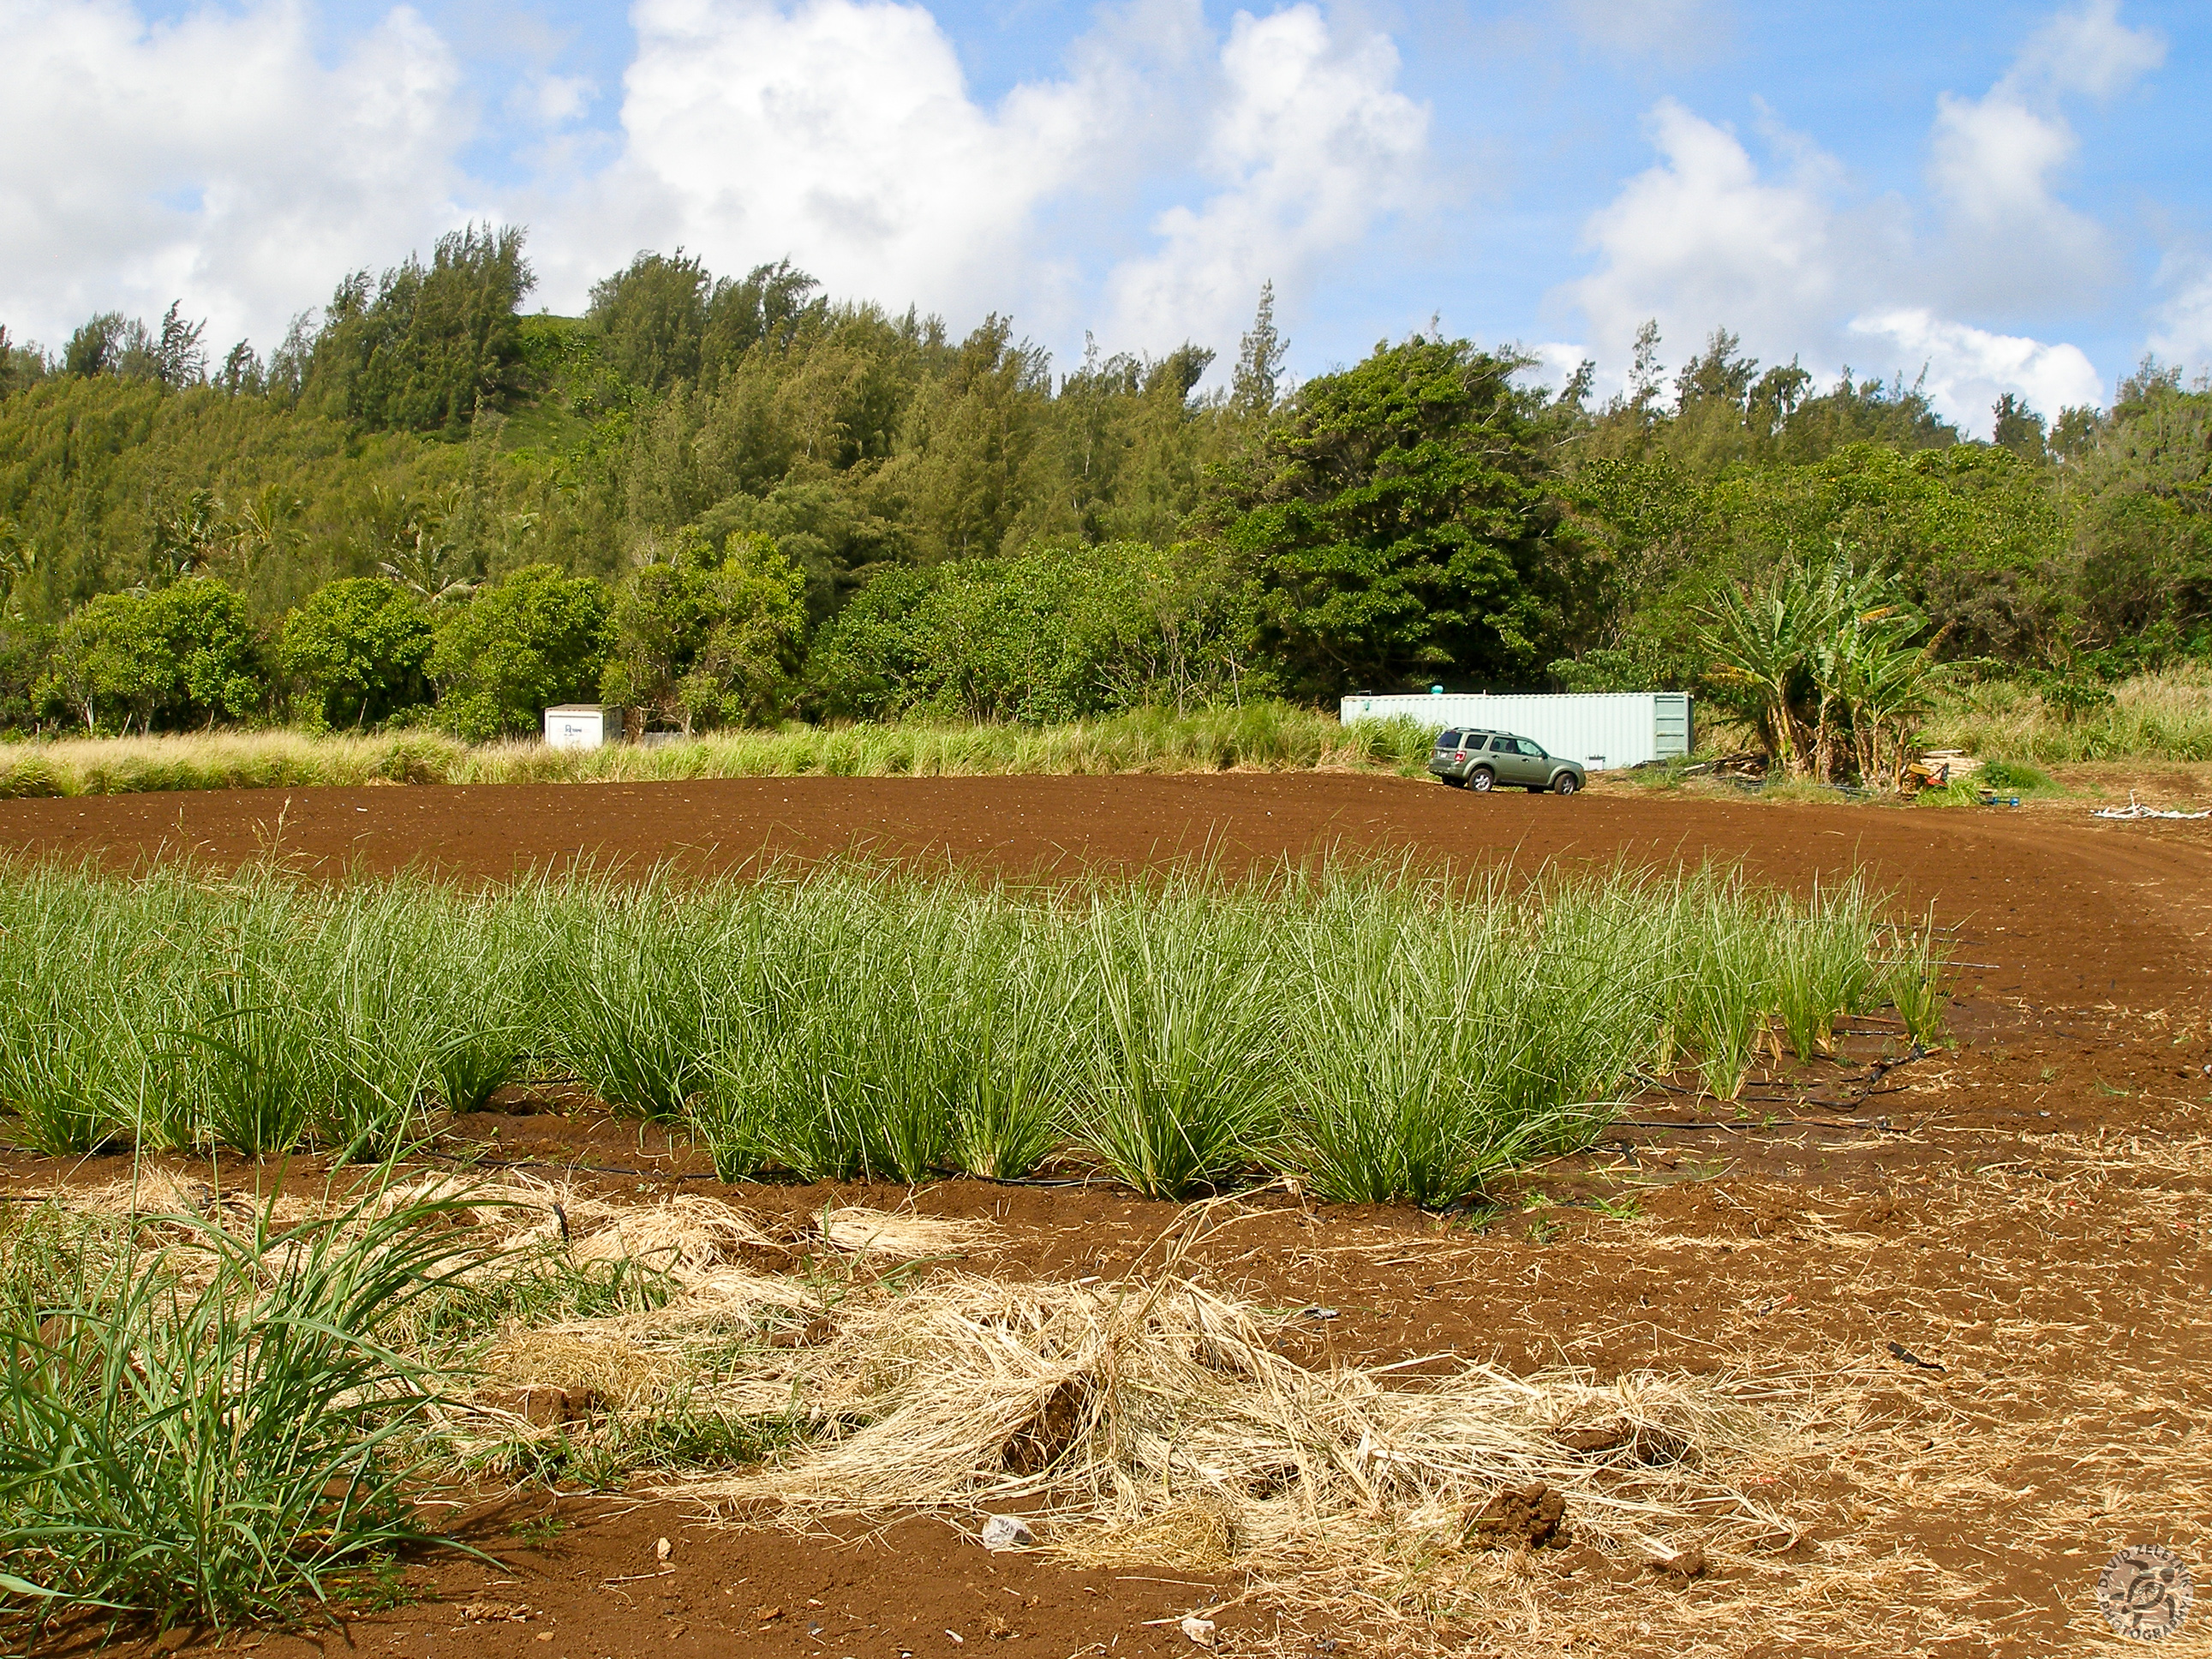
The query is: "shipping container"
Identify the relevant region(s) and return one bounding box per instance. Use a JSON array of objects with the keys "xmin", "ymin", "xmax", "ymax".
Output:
[{"xmin": 1338, "ymin": 692, "xmax": 1694, "ymax": 770}]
